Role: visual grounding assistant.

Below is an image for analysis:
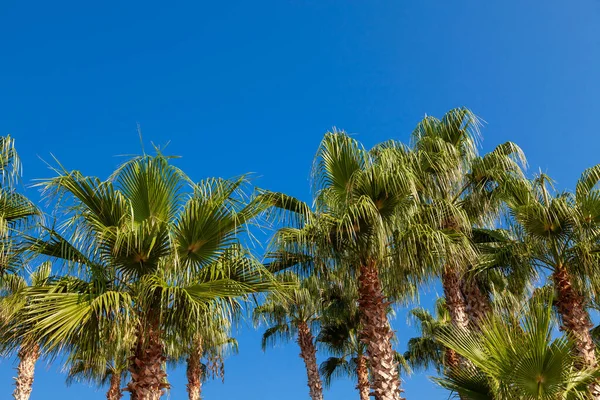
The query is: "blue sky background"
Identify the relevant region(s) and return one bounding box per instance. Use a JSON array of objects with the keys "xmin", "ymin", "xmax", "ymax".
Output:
[{"xmin": 1, "ymin": 0, "xmax": 600, "ymax": 398}]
